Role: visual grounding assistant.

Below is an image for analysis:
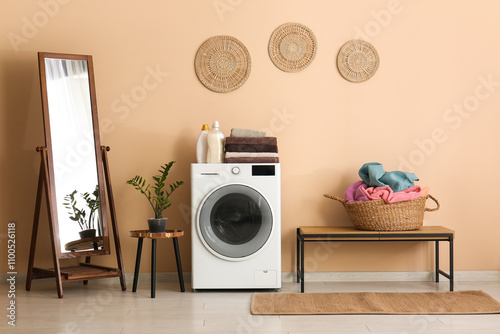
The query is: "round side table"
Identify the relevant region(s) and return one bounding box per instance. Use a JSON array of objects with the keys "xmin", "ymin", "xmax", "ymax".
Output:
[{"xmin": 129, "ymin": 229, "xmax": 185, "ymax": 298}]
